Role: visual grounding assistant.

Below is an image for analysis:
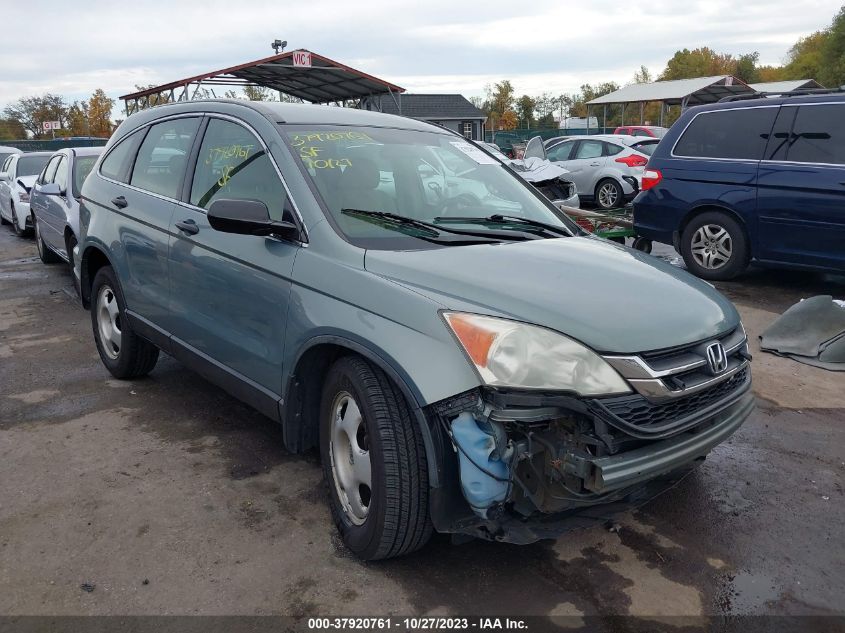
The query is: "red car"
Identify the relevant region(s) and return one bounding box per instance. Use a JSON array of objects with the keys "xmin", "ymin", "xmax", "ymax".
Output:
[{"xmin": 613, "ymin": 125, "xmax": 668, "ymax": 138}]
